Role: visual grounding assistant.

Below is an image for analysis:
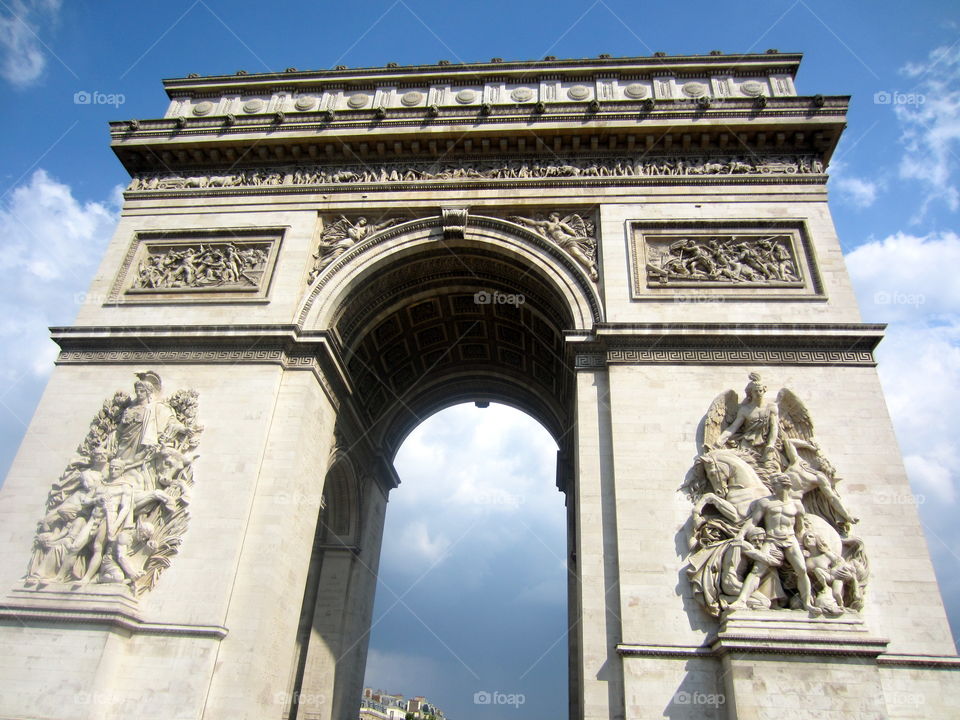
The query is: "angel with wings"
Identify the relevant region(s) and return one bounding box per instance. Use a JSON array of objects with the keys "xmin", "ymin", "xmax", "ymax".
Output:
[
  {"xmin": 705, "ymin": 373, "xmax": 858, "ymax": 527},
  {"xmin": 308, "ymin": 215, "xmax": 399, "ymax": 283},
  {"xmin": 706, "ymin": 372, "xmax": 781, "ymax": 471},
  {"xmin": 686, "ymin": 372, "xmax": 867, "ymax": 617},
  {"xmin": 511, "ymin": 212, "xmax": 599, "ymax": 282}
]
